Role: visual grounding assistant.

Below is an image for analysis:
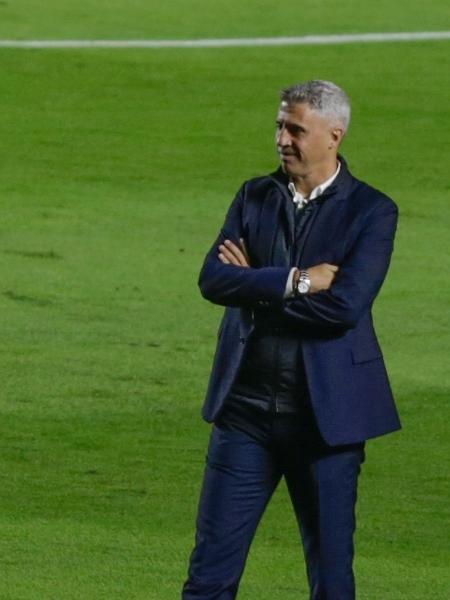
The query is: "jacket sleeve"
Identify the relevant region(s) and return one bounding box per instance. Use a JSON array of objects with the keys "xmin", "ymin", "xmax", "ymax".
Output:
[
  {"xmin": 283, "ymin": 200, "xmax": 399, "ymax": 330},
  {"xmin": 198, "ymin": 183, "xmax": 291, "ymax": 307}
]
